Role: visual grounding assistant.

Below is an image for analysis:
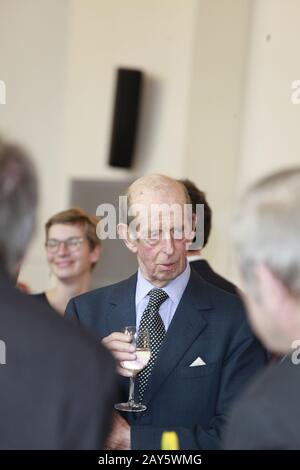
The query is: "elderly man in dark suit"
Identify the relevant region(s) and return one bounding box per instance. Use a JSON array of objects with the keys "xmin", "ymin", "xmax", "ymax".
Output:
[
  {"xmin": 66, "ymin": 174, "xmax": 267, "ymax": 450},
  {"xmin": 0, "ymin": 137, "xmax": 116, "ymax": 449},
  {"xmin": 224, "ymin": 167, "xmax": 300, "ymax": 449}
]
